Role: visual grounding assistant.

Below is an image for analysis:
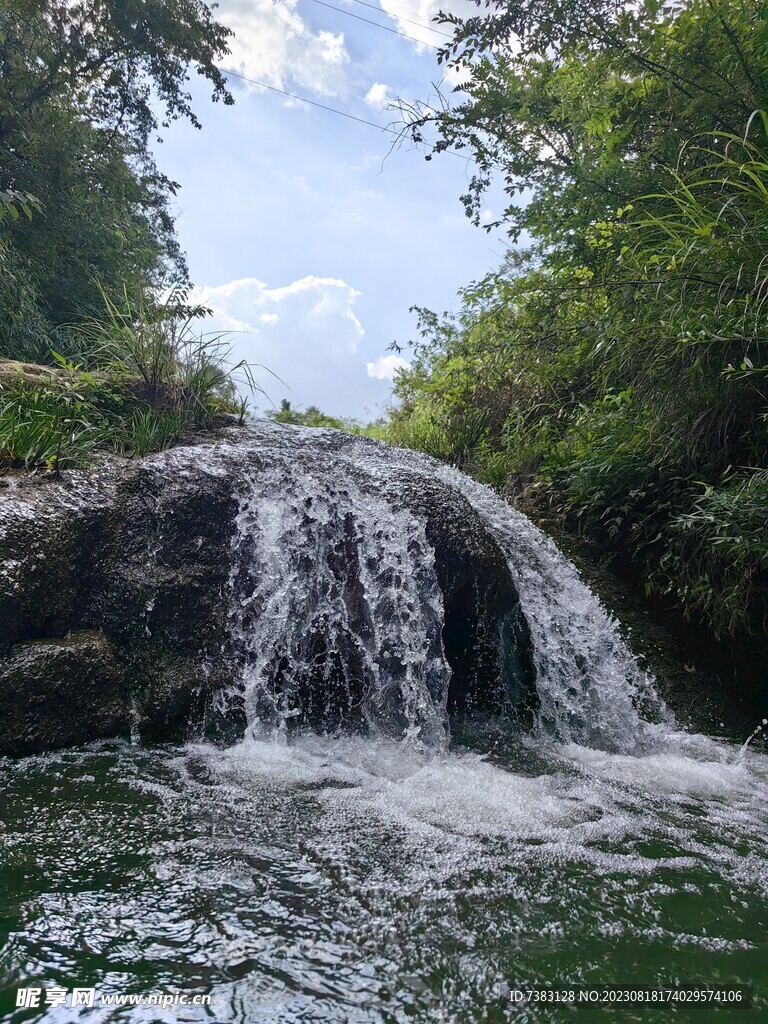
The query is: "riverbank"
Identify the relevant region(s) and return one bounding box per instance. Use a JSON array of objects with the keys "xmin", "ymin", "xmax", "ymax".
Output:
[{"xmin": 0, "ymin": 321, "xmax": 249, "ymax": 472}]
